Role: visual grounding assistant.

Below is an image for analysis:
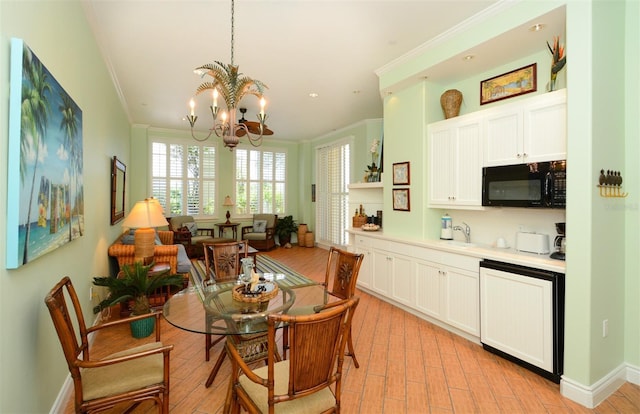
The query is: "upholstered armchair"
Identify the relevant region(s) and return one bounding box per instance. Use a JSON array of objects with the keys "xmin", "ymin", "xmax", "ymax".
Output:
[
  {"xmin": 168, "ymin": 215, "xmax": 219, "ymax": 258},
  {"xmin": 241, "ymin": 214, "xmax": 277, "ymax": 251}
]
